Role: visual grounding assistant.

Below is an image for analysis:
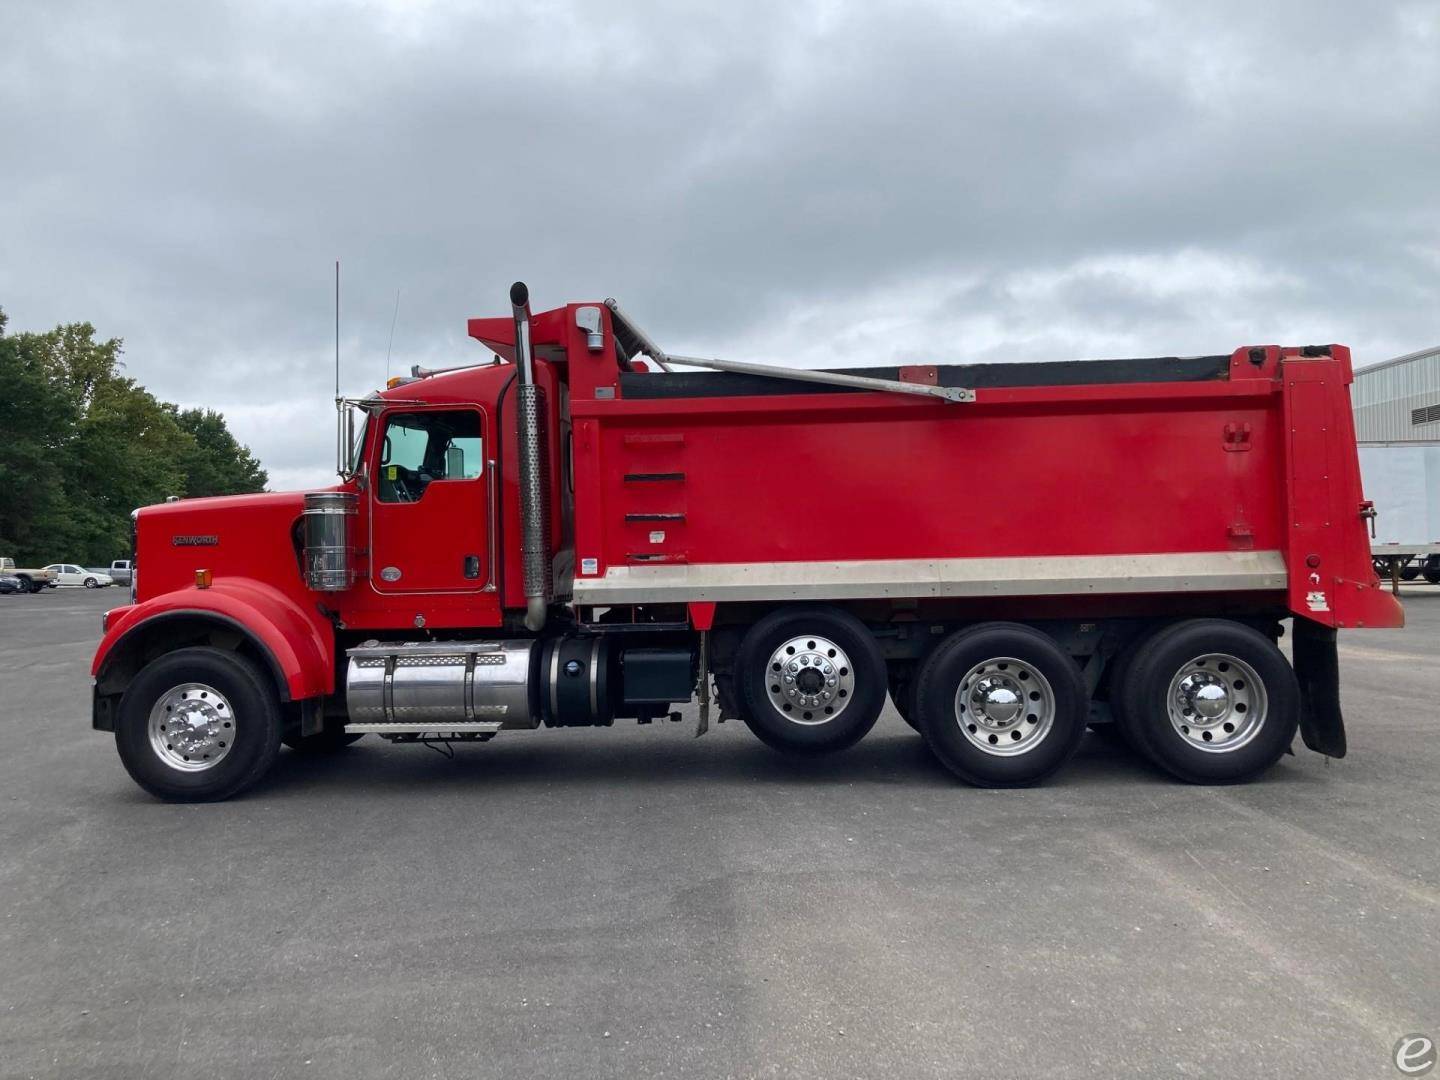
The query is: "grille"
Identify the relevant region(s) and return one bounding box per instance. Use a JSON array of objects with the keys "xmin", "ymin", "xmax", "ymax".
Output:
[{"xmin": 1411, "ymin": 403, "xmax": 1440, "ymax": 426}]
